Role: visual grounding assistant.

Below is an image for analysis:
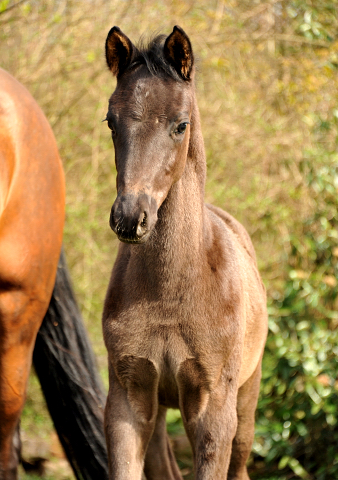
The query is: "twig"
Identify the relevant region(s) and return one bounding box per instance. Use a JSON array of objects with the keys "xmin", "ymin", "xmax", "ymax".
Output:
[
  {"xmin": 0, "ymin": 0, "xmax": 27, "ymax": 17},
  {"xmin": 217, "ymin": 32, "xmax": 331, "ymax": 48}
]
